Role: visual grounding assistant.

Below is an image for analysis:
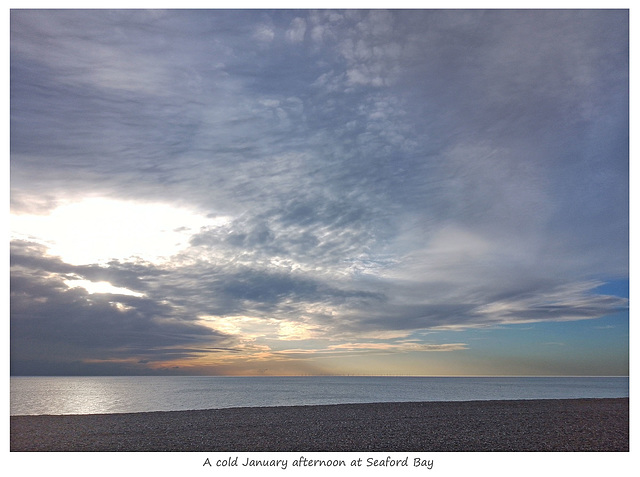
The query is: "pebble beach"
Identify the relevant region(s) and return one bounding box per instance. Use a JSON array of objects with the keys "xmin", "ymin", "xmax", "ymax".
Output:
[{"xmin": 10, "ymin": 398, "xmax": 629, "ymax": 452}]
